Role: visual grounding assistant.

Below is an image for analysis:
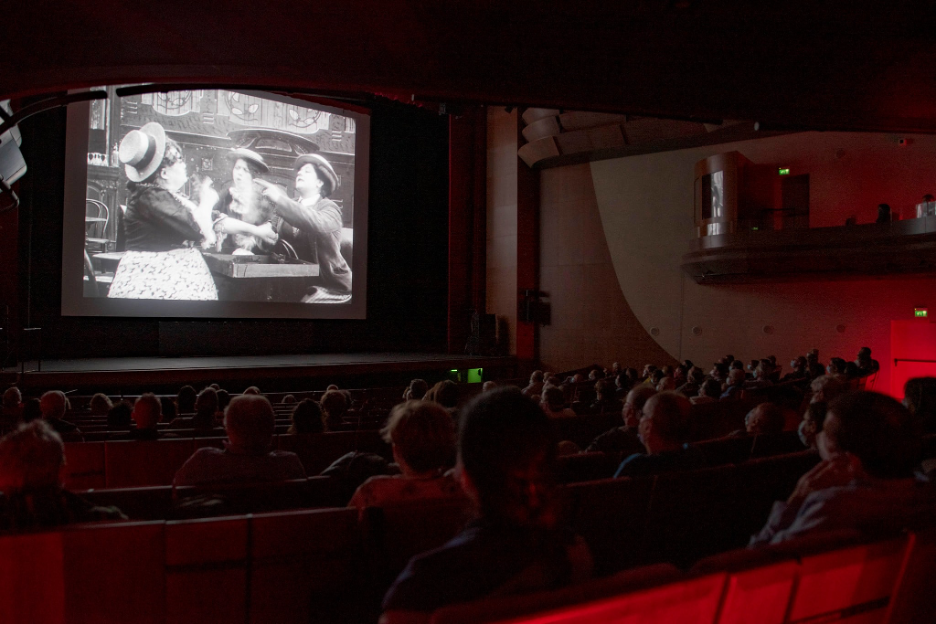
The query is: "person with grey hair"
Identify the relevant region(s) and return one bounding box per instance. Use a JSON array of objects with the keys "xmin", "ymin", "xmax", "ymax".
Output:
[
  {"xmin": 720, "ymin": 368, "xmax": 747, "ymax": 400},
  {"xmin": 0, "ymin": 421, "xmax": 125, "ymax": 530},
  {"xmin": 585, "ymin": 385, "xmax": 656, "ymax": 455},
  {"xmin": 173, "ymin": 395, "xmax": 306, "ymax": 486},
  {"xmin": 614, "ymin": 392, "xmax": 704, "ymax": 478},
  {"xmin": 1, "ymin": 386, "xmax": 22, "ymax": 430},
  {"xmin": 810, "ymin": 374, "xmax": 848, "ymax": 404},
  {"xmin": 743, "ymin": 402, "xmax": 786, "ymax": 436},
  {"xmin": 39, "ymin": 391, "xmax": 81, "ymax": 437},
  {"xmin": 115, "ymin": 393, "xmax": 163, "ymax": 441}
]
